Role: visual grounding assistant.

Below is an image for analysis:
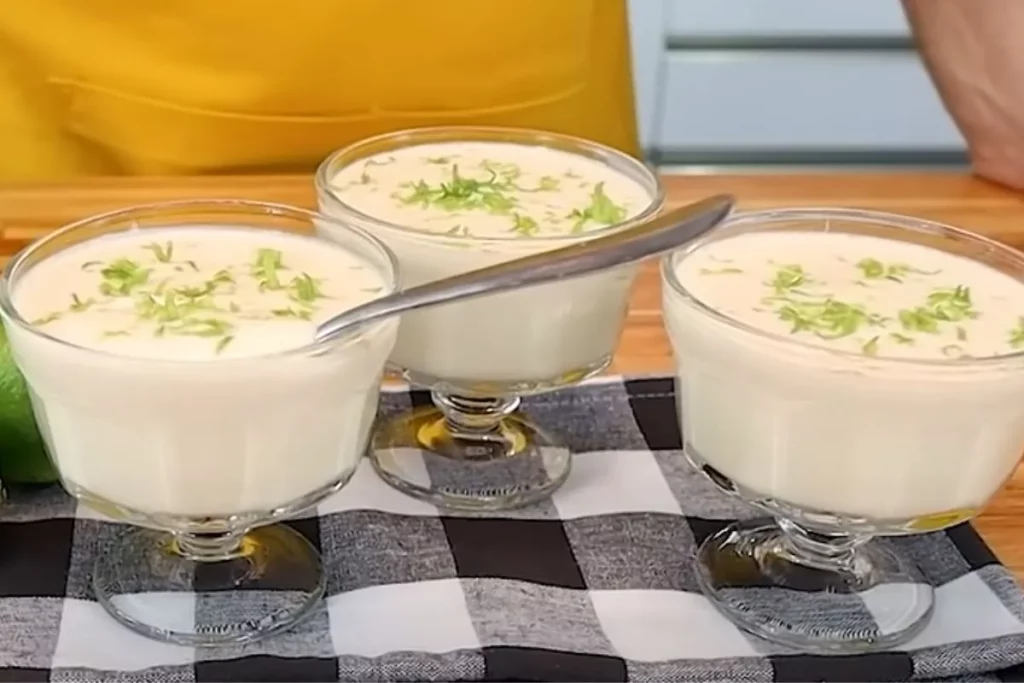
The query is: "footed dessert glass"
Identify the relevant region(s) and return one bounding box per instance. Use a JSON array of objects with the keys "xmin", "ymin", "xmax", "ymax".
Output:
[
  {"xmin": 661, "ymin": 208, "xmax": 1024, "ymax": 653},
  {"xmin": 316, "ymin": 126, "xmax": 664, "ymax": 510},
  {"xmin": 0, "ymin": 200, "xmax": 399, "ymax": 646}
]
